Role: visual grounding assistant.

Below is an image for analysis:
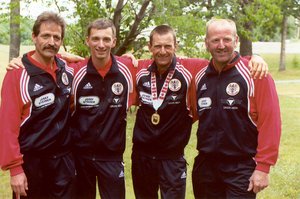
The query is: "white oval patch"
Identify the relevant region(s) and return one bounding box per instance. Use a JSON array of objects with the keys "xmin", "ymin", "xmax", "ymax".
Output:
[
  {"xmin": 198, "ymin": 97, "xmax": 212, "ymax": 108},
  {"xmin": 169, "ymin": 79, "xmax": 181, "ymax": 92},
  {"xmin": 139, "ymin": 91, "xmax": 152, "ymax": 104},
  {"xmin": 34, "ymin": 93, "xmax": 55, "ymax": 107},
  {"xmin": 79, "ymin": 96, "xmax": 100, "ymax": 106},
  {"xmin": 226, "ymin": 82, "xmax": 240, "ymax": 96},
  {"xmin": 112, "ymin": 82, "xmax": 124, "ymax": 95},
  {"xmin": 62, "ymin": 72, "xmax": 69, "ymax": 85}
]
